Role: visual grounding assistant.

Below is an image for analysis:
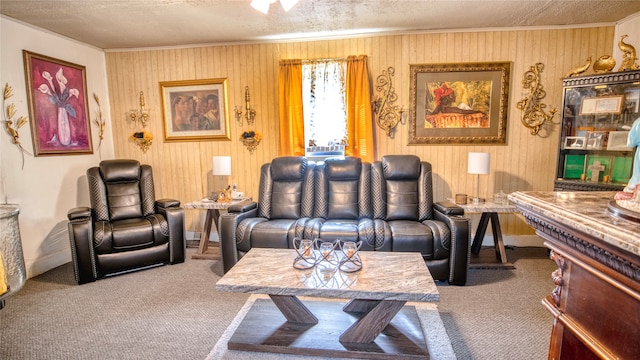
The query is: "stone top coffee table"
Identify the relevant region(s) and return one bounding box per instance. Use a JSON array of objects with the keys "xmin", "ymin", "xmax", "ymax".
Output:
[{"xmin": 216, "ymin": 248, "xmax": 440, "ymax": 359}]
